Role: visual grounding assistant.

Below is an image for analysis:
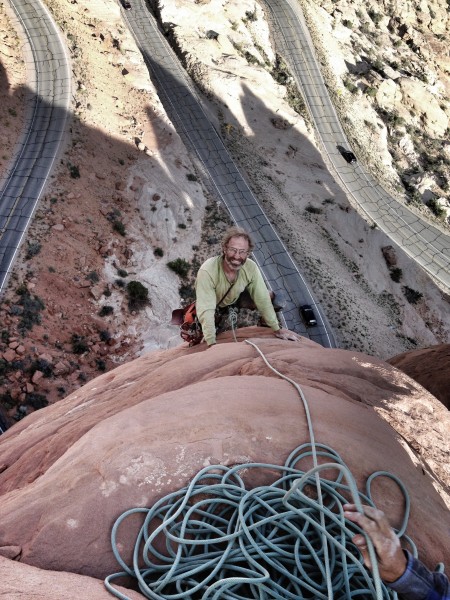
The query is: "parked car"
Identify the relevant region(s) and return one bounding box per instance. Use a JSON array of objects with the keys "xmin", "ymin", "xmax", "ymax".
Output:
[
  {"xmin": 120, "ymin": 0, "xmax": 131, "ymax": 9},
  {"xmin": 299, "ymin": 304, "xmax": 317, "ymax": 327},
  {"xmin": 337, "ymin": 145, "xmax": 357, "ymax": 164}
]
